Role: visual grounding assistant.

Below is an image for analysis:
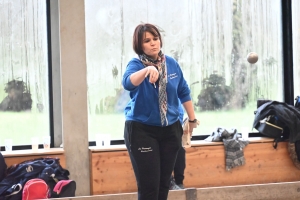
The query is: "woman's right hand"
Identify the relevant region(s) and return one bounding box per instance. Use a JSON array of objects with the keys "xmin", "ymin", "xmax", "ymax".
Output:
[{"xmin": 145, "ymin": 66, "xmax": 159, "ymax": 84}]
